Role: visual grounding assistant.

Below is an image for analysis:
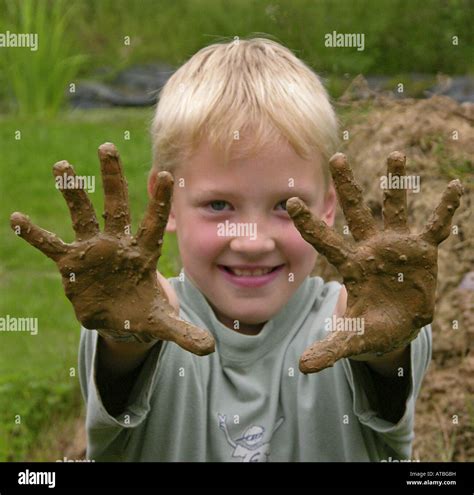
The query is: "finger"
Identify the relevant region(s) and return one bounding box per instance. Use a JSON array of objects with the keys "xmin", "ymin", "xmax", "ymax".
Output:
[
  {"xmin": 382, "ymin": 151, "xmax": 409, "ymax": 233},
  {"xmin": 299, "ymin": 326, "xmax": 369, "ymax": 374},
  {"xmin": 98, "ymin": 143, "xmax": 131, "ymax": 235},
  {"xmin": 53, "ymin": 160, "xmax": 99, "ymax": 241},
  {"xmin": 299, "ymin": 332, "xmax": 350, "ymax": 374},
  {"xmin": 419, "ymin": 179, "xmax": 463, "ymax": 245},
  {"xmin": 10, "ymin": 212, "xmax": 69, "ymax": 262},
  {"xmin": 329, "ymin": 153, "xmax": 377, "ymax": 241},
  {"xmin": 150, "ymin": 308, "xmax": 215, "ymax": 356},
  {"xmin": 137, "ymin": 171, "xmax": 173, "ymax": 256},
  {"xmin": 300, "ymin": 308, "xmax": 415, "ymax": 374},
  {"xmin": 286, "ymin": 197, "xmax": 351, "ymax": 268}
]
